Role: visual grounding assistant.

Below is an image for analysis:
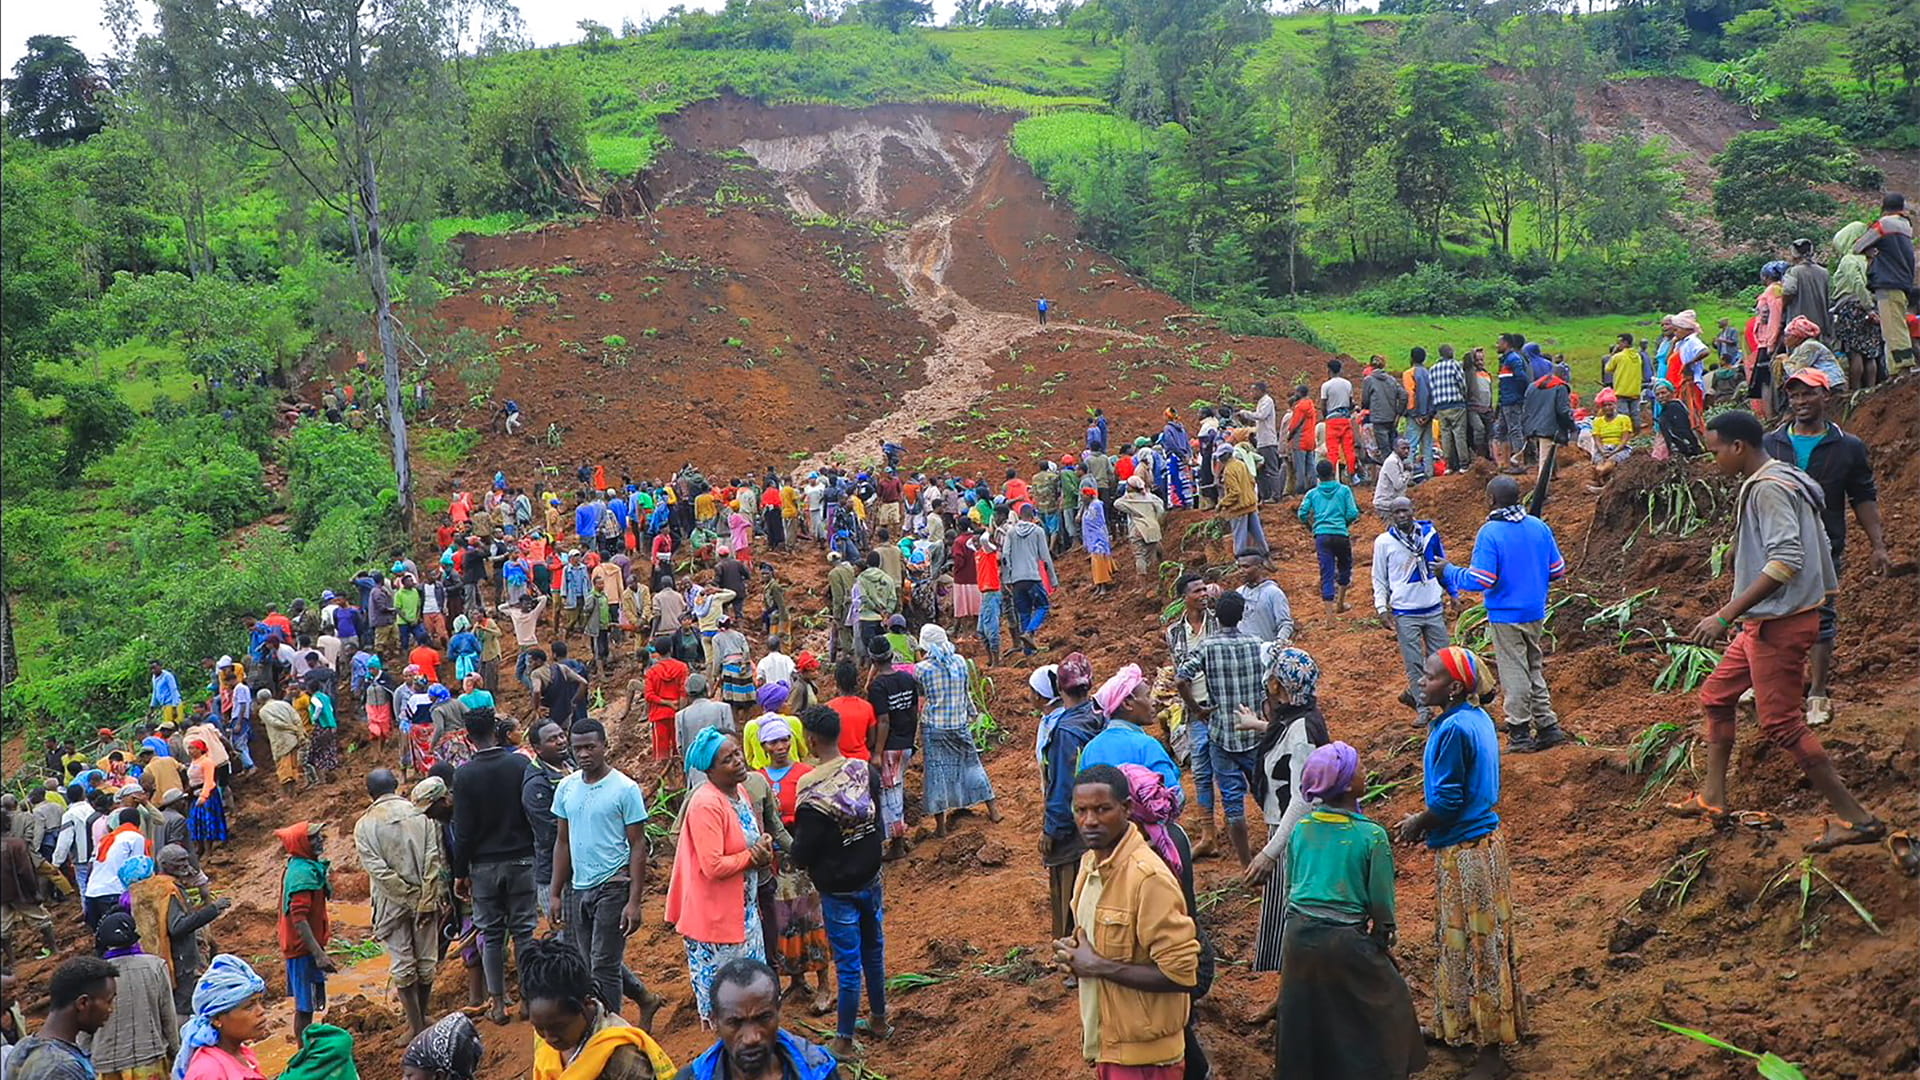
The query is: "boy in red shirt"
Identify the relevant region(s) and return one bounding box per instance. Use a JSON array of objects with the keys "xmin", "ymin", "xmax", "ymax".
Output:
[
  {"xmin": 276, "ymin": 820, "xmax": 335, "ymax": 1041},
  {"xmin": 973, "ymin": 526, "xmax": 1004, "ymax": 666},
  {"xmin": 643, "ymin": 638, "xmax": 689, "ymax": 761}
]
